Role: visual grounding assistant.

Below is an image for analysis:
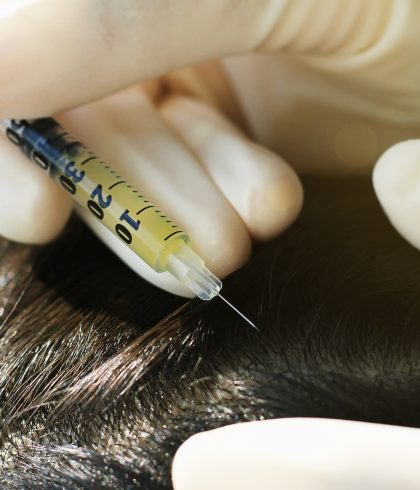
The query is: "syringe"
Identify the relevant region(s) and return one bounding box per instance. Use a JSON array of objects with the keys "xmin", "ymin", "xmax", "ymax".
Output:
[{"xmin": 1, "ymin": 118, "xmax": 257, "ymax": 330}]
